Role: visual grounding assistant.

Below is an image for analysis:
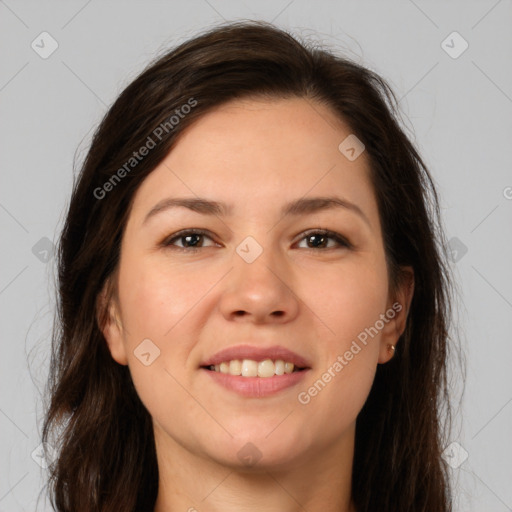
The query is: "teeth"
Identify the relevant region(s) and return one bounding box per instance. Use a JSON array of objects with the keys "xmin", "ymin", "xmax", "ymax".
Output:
[
  {"xmin": 284, "ymin": 362, "xmax": 294, "ymax": 374},
  {"xmin": 229, "ymin": 359, "xmax": 242, "ymax": 375},
  {"xmin": 257, "ymin": 359, "xmax": 275, "ymax": 378},
  {"xmin": 241, "ymin": 359, "xmax": 258, "ymax": 377},
  {"xmin": 209, "ymin": 359, "xmax": 299, "ymax": 377}
]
